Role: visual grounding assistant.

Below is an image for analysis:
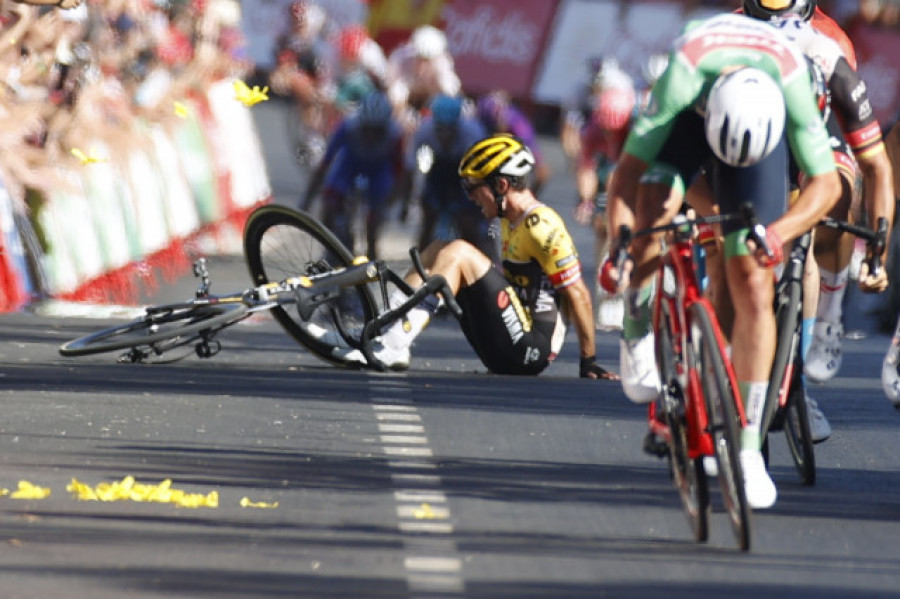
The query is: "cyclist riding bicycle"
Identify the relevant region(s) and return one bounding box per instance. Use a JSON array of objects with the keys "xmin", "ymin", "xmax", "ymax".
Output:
[
  {"xmin": 738, "ymin": 1, "xmax": 894, "ymax": 441},
  {"xmin": 338, "ymin": 133, "xmax": 619, "ymax": 382},
  {"xmin": 300, "ymin": 91, "xmax": 404, "ymax": 260},
  {"xmin": 398, "ymin": 94, "xmax": 494, "ymax": 259},
  {"xmin": 601, "ymin": 13, "xmax": 841, "ymax": 509}
]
